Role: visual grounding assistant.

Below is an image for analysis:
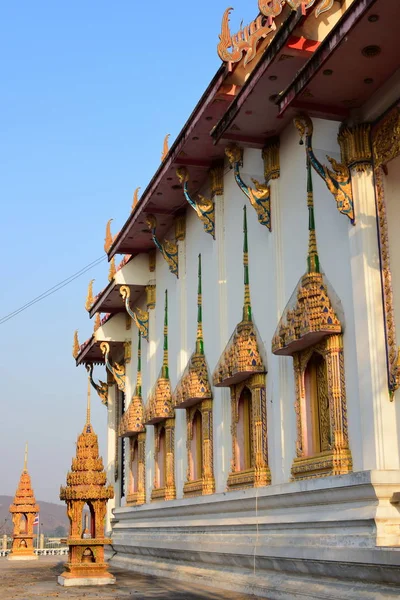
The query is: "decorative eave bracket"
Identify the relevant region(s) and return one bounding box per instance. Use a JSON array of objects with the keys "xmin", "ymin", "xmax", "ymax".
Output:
[
  {"xmin": 294, "ymin": 114, "xmax": 356, "ymax": 224},
  {"xmin": 225, "ymin": 142, "xmax": 279, "ymax": 231},
  {"xmin": 120, "ymin": 285, "xmax": 149, "ymax": 341},
  {"xmin": 146, "ymin": 215, "xmax": 178, "ymax": 277},
  {"xmin": 100, "ymin": 341, "xmax": 126, "ymax": 393},
  {"xmin": 86, "ymin": 364, "xmax": 108, "ymax": 406},
  {"xmin": 176, "ymin": 167, "xmax": 215, "ymax": 239}
]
